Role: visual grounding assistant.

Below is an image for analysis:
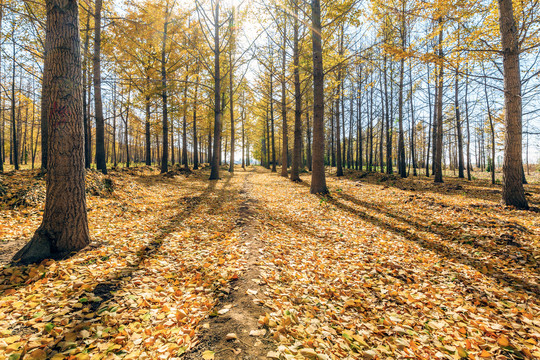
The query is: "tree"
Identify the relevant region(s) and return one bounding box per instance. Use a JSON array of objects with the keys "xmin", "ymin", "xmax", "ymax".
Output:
[
  {"xmin": 310, "ymin": 0, "xmax": 328, "ymax": 194},
  {"xmin": 497, "ymin": 0, "xmax": 528, "ymax": 209},
  {"xmin": 94, "ymin": 0, "xmax": 107, "ymax": 174},
  {"xmin": 290, "ymin": 0, "xmax": 302, "ymax": 182},
  {"xmin": 13, "ymin": 0, "xmax": 89, "ymax": 264}
]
